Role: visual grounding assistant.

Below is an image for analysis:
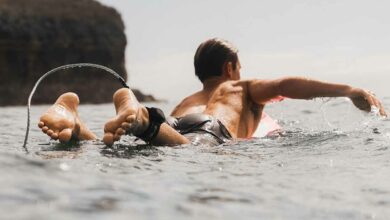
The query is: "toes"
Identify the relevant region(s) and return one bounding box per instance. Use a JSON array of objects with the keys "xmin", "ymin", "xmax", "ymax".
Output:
[
  {"xmin": 51, "ymin": 132, "xmax": 58, "ymax": 140},
  {"xmin": 38, "ymin": 121, "xmax": 44, "ymax": 128},
  {"xmin": 58, "ymin": 128, "xmax": 72, "ymax": 143},
  {"xmin": 121, "ymin": 122, "xmax": 131, "ymax": 130},
  {"xmin": 116, "ymin": 128, "xmax": 125, "ymax": 136},
  {"xmin": 126, "ymin": 115, "xmax": 137, "ymax": 123},
  {"xmin": 113, "ymin": 128, "xmax": 125, "ymax": 141},
  {"xmin": 103, "ymin": 132, "xmax": 114, "ymax": 146},
  {"xmin": 42, "ymin": 126, "xmax": 49, "ymax": 133},
  {"xmin": 104, "ymin": 120, "xmax": 117, "ymax": 133},
  {"xmin": 47, "ymin": 129, "xmax": 54, "ymax": 136}
]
